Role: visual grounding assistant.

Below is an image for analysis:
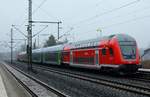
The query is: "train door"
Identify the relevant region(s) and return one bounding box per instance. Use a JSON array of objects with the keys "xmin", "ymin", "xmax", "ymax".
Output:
[
  {"xmin": 101, "ymin": 47, "xmax": 114, "ymax": 64},
  {"xmin": 100, "ymin": 48, "xmax": 108, "ymax": 64},
  {"xmin": 109, "ymin": 48, "xmax": 114, "ymax": 64},
  {"xmin": 62, "ymin": 51, "xmax": 70, "ymax": 64},
  {"xmin": 95, "ymin": 49, "xmax": 99, "ymax": 66},
  {"xmin": 70, "ymin": 50, "xmax": 73, "ymax": 65}
]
